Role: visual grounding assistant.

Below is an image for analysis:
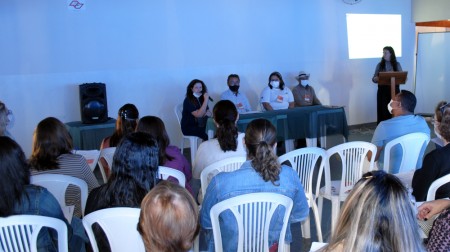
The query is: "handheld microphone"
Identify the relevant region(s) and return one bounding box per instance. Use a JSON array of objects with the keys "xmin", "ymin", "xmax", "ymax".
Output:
[{"xmin": 208, "ymin": 97, "xmax": 214, "ymax": 102}]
